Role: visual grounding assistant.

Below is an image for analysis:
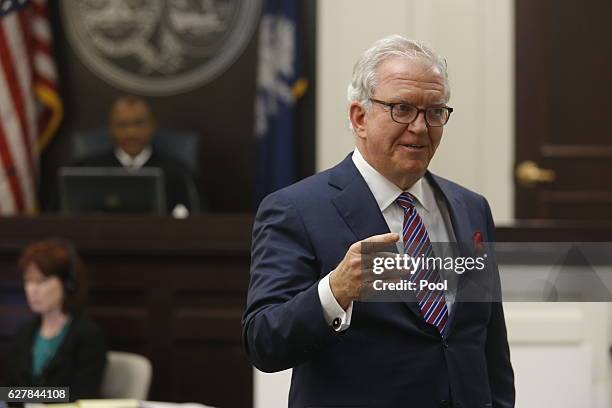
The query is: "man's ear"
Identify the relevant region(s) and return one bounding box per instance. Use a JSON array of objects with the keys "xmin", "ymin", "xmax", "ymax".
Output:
[{"xmin": 349, "ymin": 102, "xmax": 367, "ymax": 138}]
